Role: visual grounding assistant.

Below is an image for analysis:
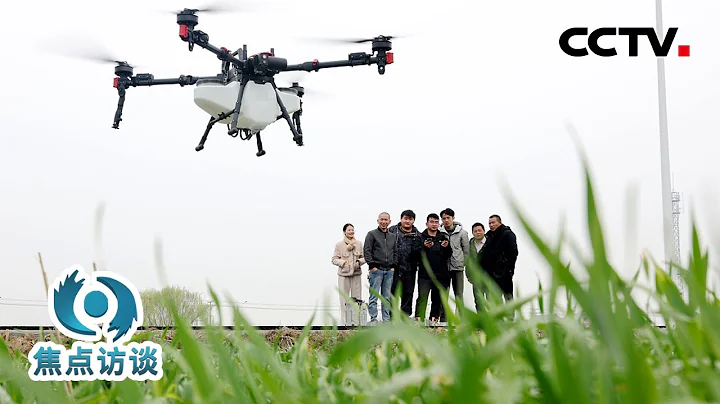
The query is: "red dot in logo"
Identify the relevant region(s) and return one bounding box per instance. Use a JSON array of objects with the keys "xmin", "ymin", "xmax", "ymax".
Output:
[{"xmin": 678, "ymin": 45, "xmax": 690, "ymax": 57}]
